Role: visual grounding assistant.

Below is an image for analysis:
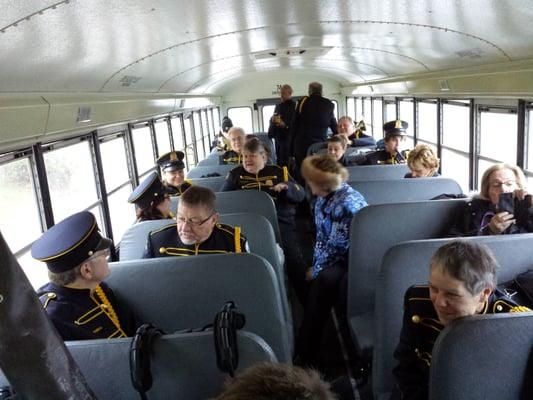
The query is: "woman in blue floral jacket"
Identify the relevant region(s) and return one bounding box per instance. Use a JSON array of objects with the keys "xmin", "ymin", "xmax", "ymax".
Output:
[{"xmin": 296, "ymin": 154, "xmax": 367, "ymax": 367}]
